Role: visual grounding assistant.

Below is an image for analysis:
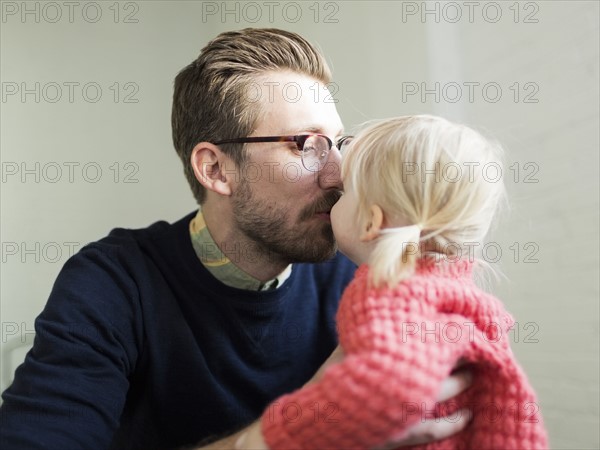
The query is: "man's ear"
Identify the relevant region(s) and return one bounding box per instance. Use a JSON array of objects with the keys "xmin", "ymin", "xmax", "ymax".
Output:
[
  {"xmin": 190, "ymin": 142, "xmax": 235, "ymax": 196},
  {"xmin": 359, "ymin": 204, "xmax": 384, "ymax": 242}
]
